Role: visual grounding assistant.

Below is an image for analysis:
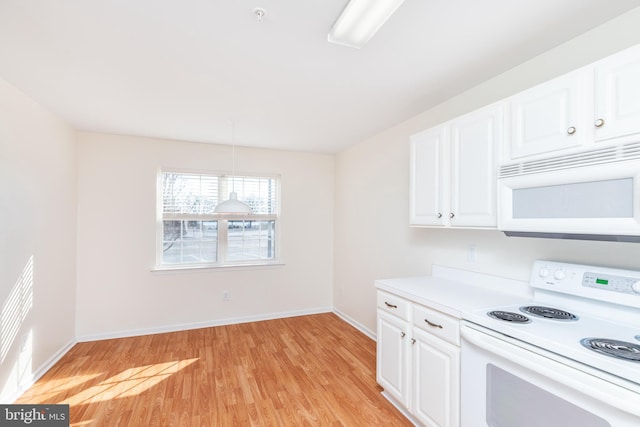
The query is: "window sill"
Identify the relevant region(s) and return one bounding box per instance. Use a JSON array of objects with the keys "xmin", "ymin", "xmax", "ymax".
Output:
[{"xmin": 151, "ymin": 262, "xmax": 285, "ymax": 274}]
